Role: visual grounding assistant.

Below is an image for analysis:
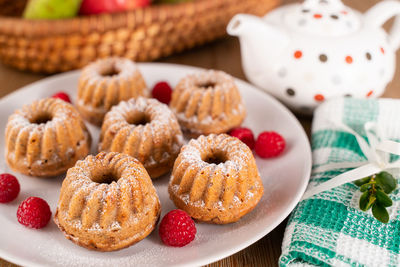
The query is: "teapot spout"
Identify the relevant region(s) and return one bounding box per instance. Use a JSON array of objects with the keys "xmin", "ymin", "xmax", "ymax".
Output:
[
  {"xmin": 227, "ymin": 14, "xmax": 290, "ymax": 87},
  {"xmin": 227, "ymin": 14, "xmax": 289, "ymax": 44},
  {"xmin": 227, "ymin": 14, "xmax": 257, "ymax": 37},
  {"xmin": 227, "ymin": 14, "xmax": 289, "ymax": 59}
]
